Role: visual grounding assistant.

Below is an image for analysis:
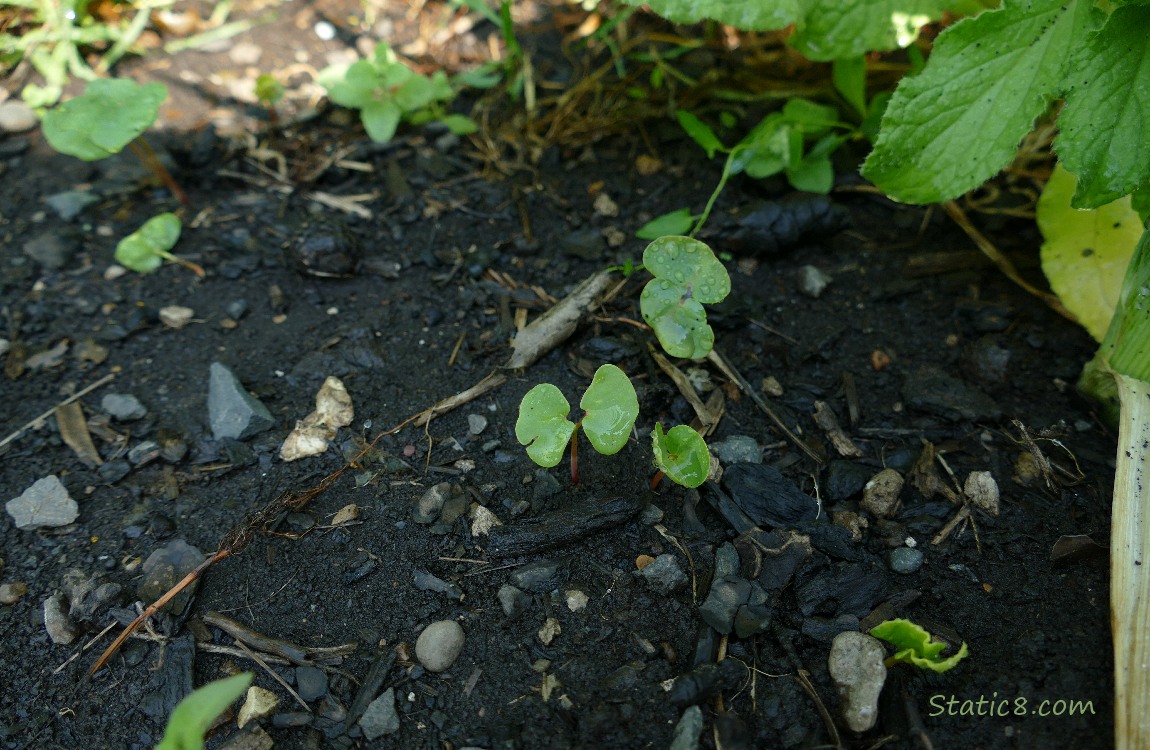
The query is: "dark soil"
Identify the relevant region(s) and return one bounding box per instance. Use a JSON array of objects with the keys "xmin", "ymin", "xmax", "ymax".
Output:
[{"xmin": 0, "ymin": 3, "xmax": 1114, "ymax": 749}]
